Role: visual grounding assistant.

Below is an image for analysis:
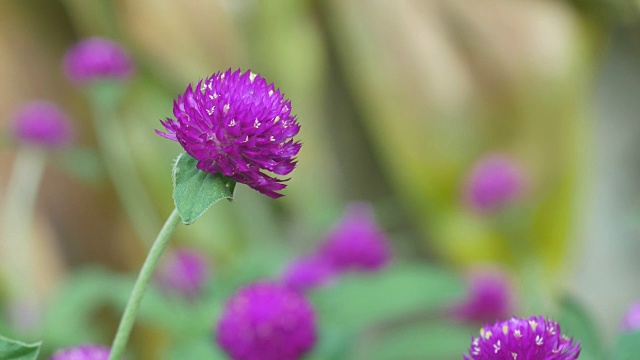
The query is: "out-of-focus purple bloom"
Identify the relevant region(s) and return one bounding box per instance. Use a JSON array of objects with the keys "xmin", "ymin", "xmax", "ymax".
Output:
[
  {"xmin": 155, "ymin": 248, "xmax": 211, "ymax": 298},
  {"xmin": 463, "ymin": 316, "xmax": 580, "ymax": 360},
  {"xmin": 281, "ymin": 256, "xmax": 335, "ymax": 292},
  {"xmin": 216, "ymin": 281, "xmax": 316, "ymax": 360},
  {"xmin": 452, "ymin": 267, "xmax": 514, "ymax": 323},
  {"xmin": 621, "ymin": 301, "xmax": 640, "ymax": 332},
  {"xmin": 157, "ymin": 69, "xmax": 301, "ymax": 198},
  {"xmin": 318, "ymin": 202, "xmax": 391, "ymax": 272},
  {"xmin": 464, "ymin": 154, "xmax": 526, "ymax": 212},
  {"xmin": 50, "ymin": 344, "xmax": 110, "ymax": 360},
  {"xmin": 13, "ymin": 101, "xmax": 73, "ymax": 148},
  {"xmin": 63, "ymin": 37, "xmax": 134, "ymax": 84}
]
